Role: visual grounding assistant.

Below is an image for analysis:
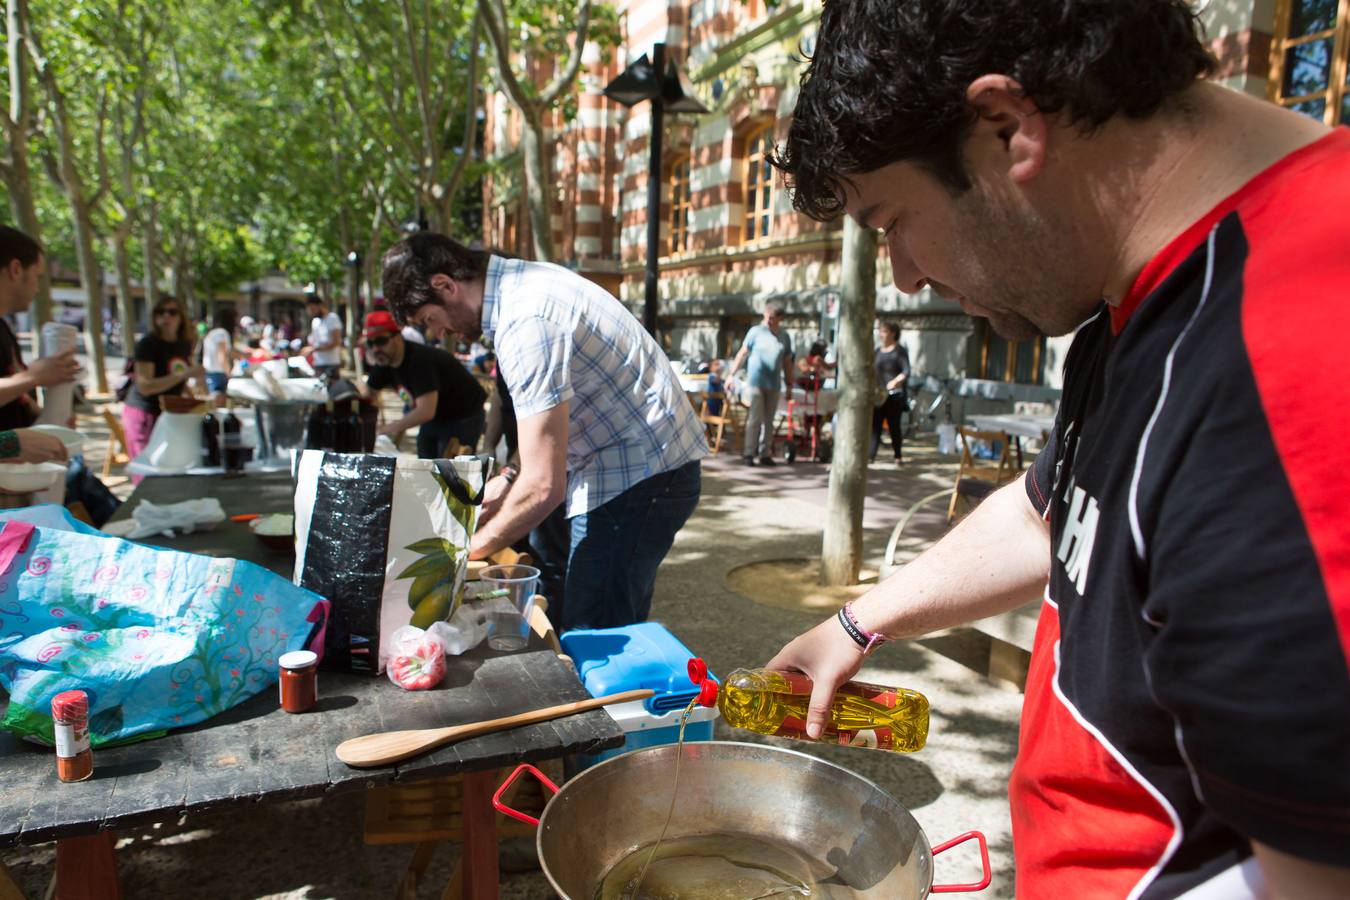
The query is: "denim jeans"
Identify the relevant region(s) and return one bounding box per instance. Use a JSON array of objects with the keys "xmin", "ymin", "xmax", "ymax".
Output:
[
  {"xmin": 415, "ymin": 409, "xmax": 486, "ymax": 459},
  {"xmin": 562, "ymin": 460, "xmax": 702, "ymax": 631}
]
